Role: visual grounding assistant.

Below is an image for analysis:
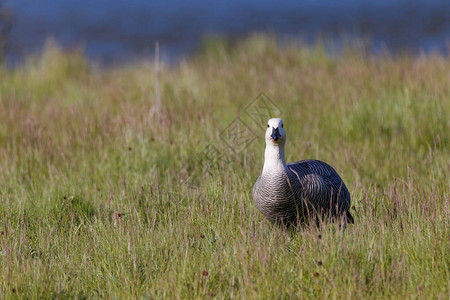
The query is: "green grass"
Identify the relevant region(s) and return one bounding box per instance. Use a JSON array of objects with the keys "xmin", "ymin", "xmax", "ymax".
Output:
[{"xmin": 0, "ymin": 35, "xmax": 449, "ymax": 299}]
